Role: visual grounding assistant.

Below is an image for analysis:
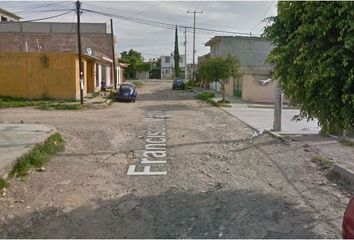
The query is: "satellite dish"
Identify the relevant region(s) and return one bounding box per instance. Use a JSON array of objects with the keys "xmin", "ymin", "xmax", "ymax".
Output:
[{"xmin": 86, "ymin": 48, "xmax": 93, "ymax": 55}]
